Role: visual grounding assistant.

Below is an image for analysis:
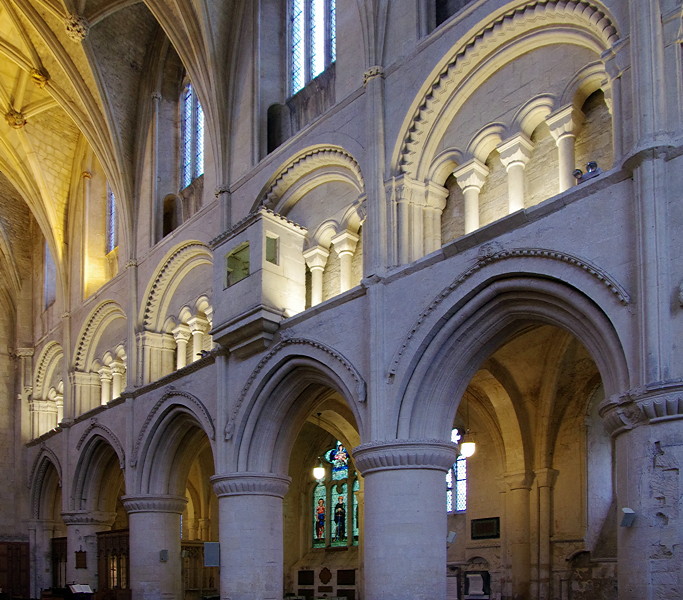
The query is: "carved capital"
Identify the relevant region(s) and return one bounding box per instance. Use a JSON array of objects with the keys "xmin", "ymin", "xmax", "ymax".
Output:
[
  {"xmin": 30, "ymin": 67, "xmax": 50, "ymax": 88},
  {"xmin": 598, "ymin": 391, "xmax": 647, "ymax": 436},
  {"xmin": 172, "ymin": 323, "xmax": 192, "ymax": 343},
  {"xmin": 363, "ymin": 65, "xmax": 384, "ymax": 85},
  {"xmin": 5, "ymin": 109, "xmax": 26, "ymax": 129},
  {"xmin": 497, "ymin": 134, "xmax": 534, "ymax": 170},
  {"xmin": 453, "ymin": 158, "xmax": 489, "ymax": 193},
  {"xmin": 187, "ymin": 315, "xmax": 210, "ymax": 335},
  {"xmin": 210, "ymin": 473, "xmax": 291, "ymax": 498},
  {"xmin": 534, "ymin": 468, "xmax": 559, "ymax": 489},
  {"xmin": 64, "ymin": 14, "xmax": 89, "ymax": 41},
  {"xmin": 303, "ymin": 246, "xmax": 330, "ymax": 271},
  {"xmin": 121, "ymin": 494, "xmax": 188, "ymax": 514},
  {"xmin": 330, "ymin": 230, "xmax": 360, "ymax": 257},
  {"xmin": 546, "ymin": 105, "xmax": 583, "ymax": 142},
  {"xmin": 352, "ymin": 440, "xmax": 457, "ymax": 475},
  {"xmin": 503, "ymin": 470, "xmax": 535, "ymax": 491}
]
